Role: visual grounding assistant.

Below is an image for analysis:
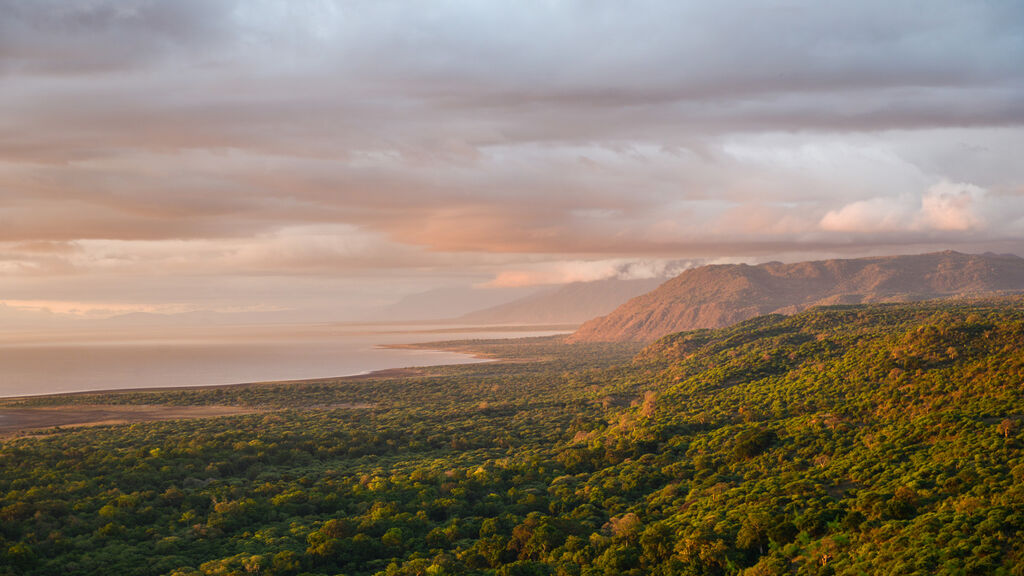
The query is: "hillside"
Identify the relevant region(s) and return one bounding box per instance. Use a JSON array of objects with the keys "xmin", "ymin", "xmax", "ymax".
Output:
[
  {"xmin": 569, "ymin": 250, "xmax": 1024, "ymax": 342},
  {"xmin": 2, "ymin": 299, "xmax": 1023, "ymax": 575},
  {"xmin": 457, "ymin": 277, "xmax": 665, "ymax": 324}
]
